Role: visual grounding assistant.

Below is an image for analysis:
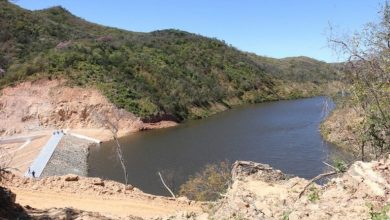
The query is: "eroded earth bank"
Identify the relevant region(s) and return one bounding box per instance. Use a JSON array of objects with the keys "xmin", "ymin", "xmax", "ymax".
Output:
[
  {"xmin": 0, "ymin": 79, "xmax": 177, "ymax": 138},
  {"xmin": 1, "ymin": 157, "xmax": 390, "ymax": 219}
]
